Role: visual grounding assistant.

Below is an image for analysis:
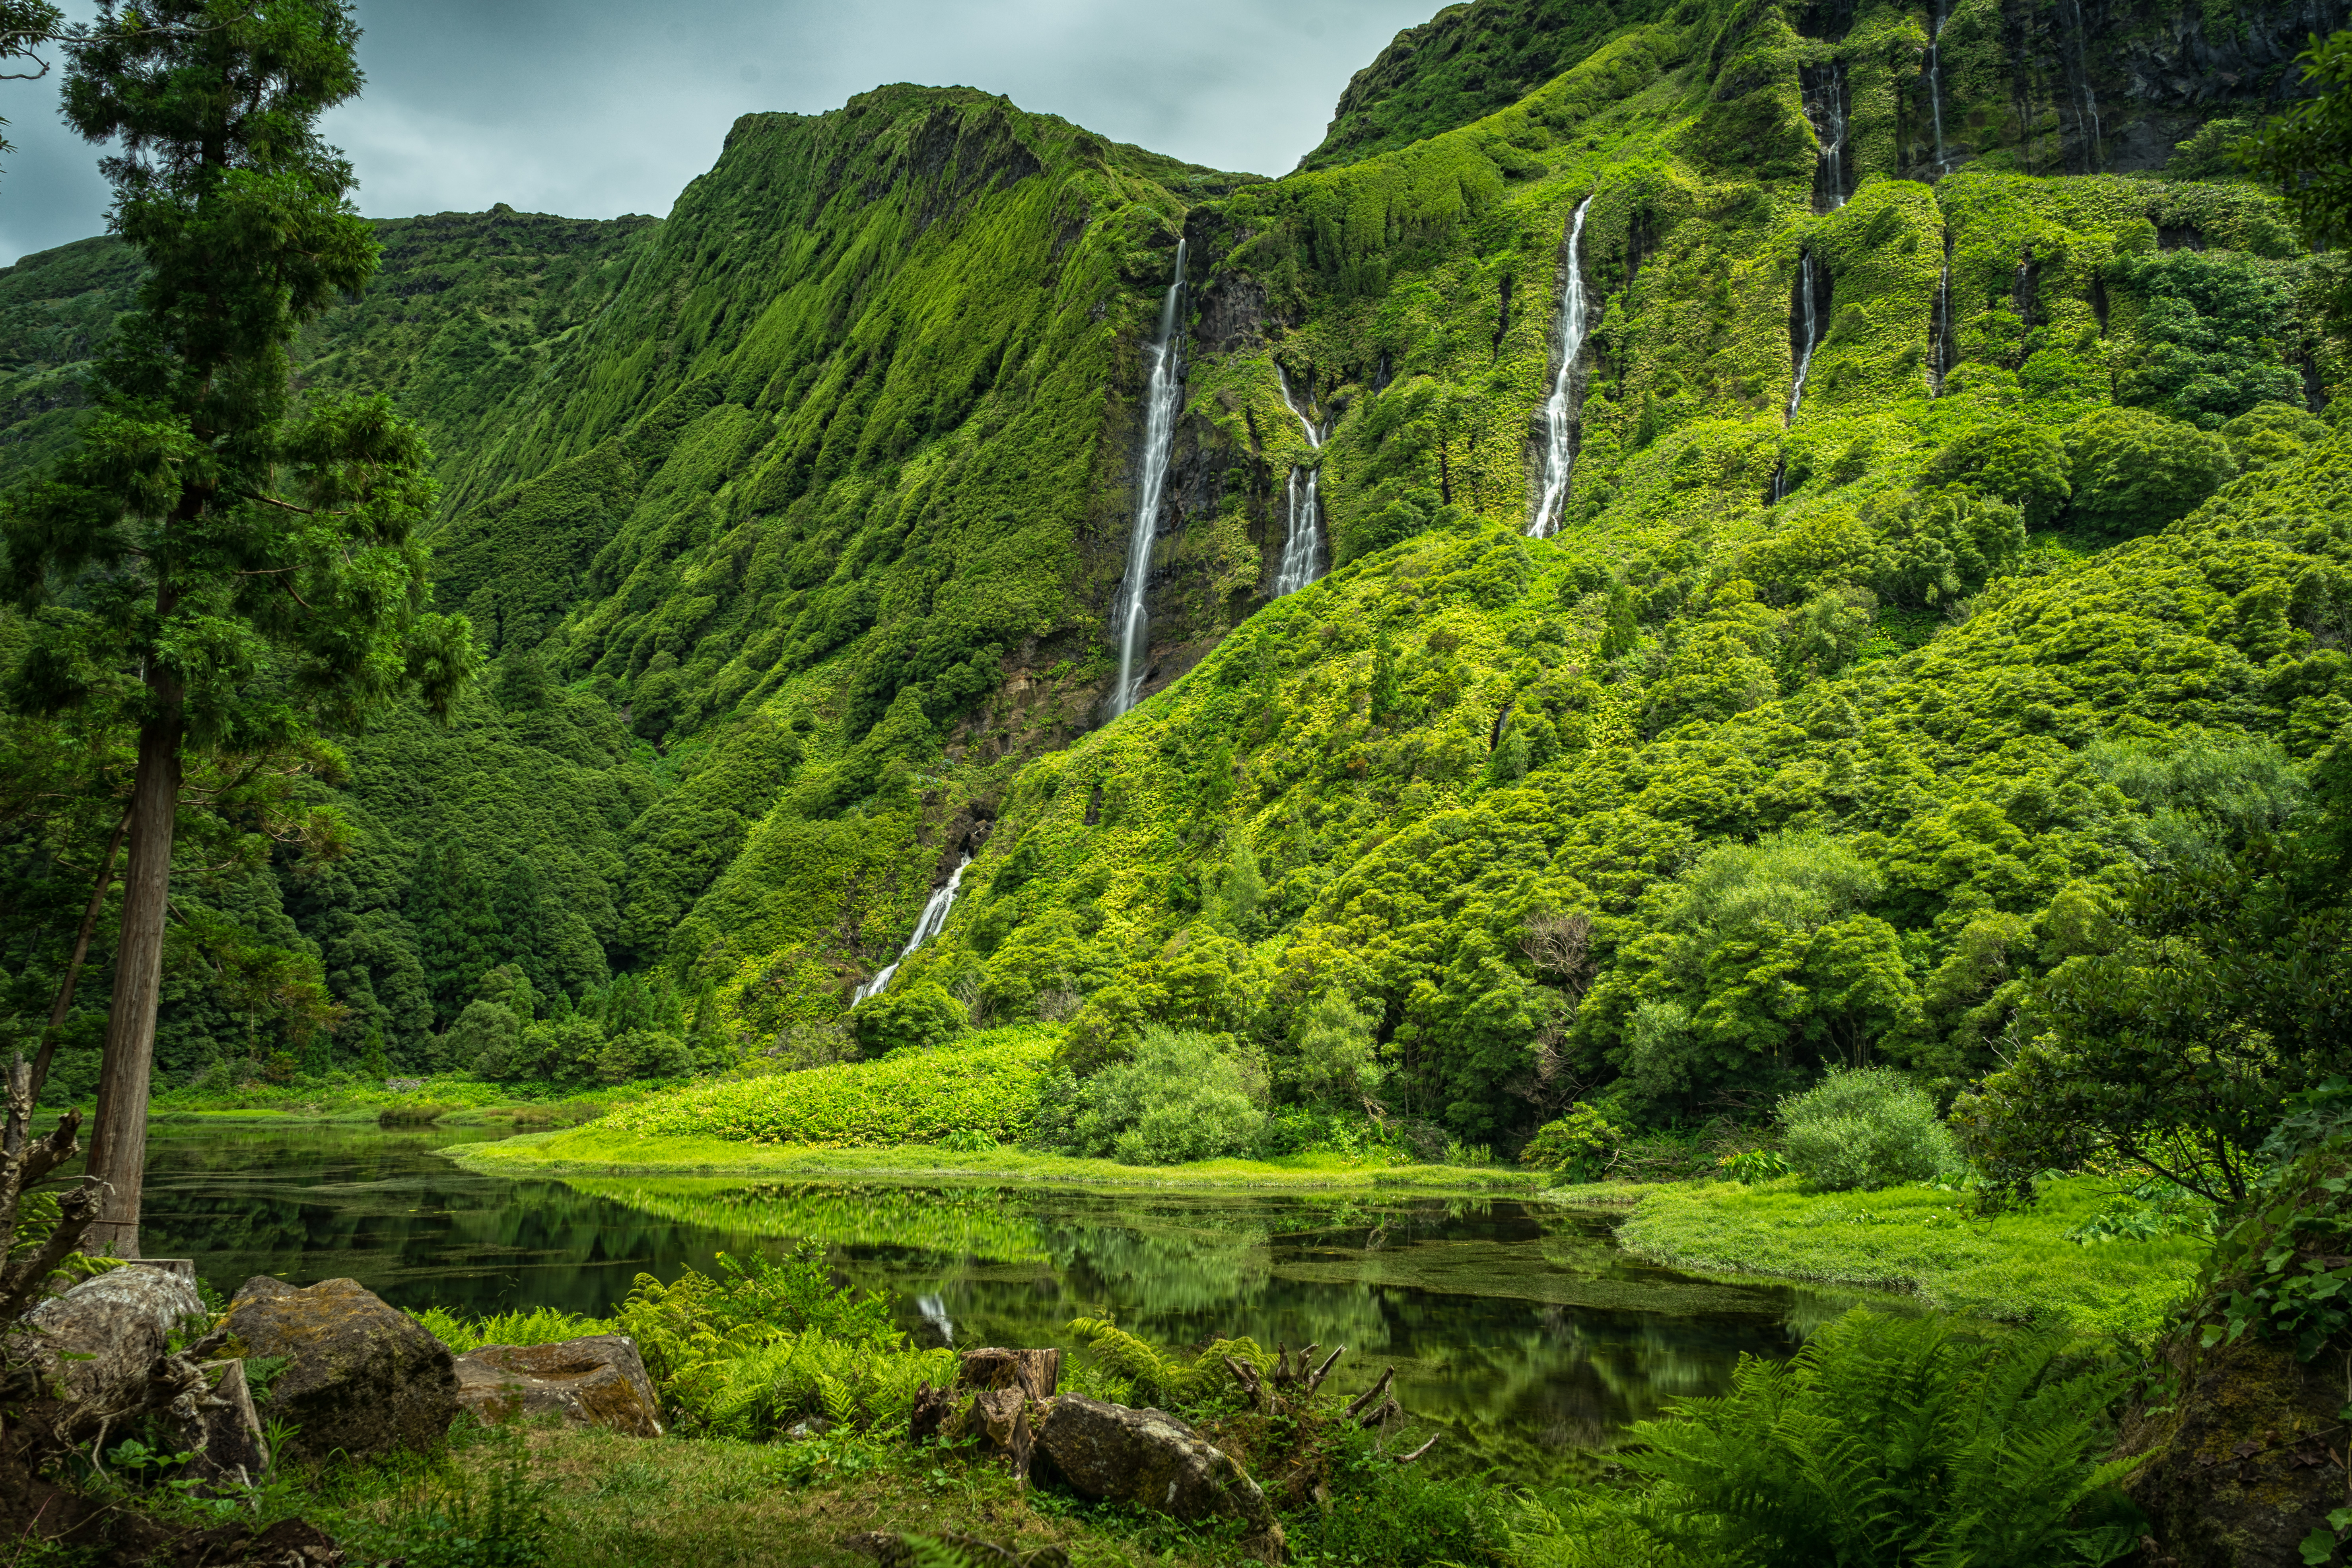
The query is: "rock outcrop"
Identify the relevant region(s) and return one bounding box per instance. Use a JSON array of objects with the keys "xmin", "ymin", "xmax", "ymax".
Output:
[
  {"xmin": 1035, "ymin": 1395, "xmax": 1282, "ymax": 1562},
  {"xmin": 452, "ymin": 1334, "xmax": 662, "ymax": 1437},
  {"xmin": 223, "ymin": 1277, "xmax": 457, "ymax": 1461}
]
